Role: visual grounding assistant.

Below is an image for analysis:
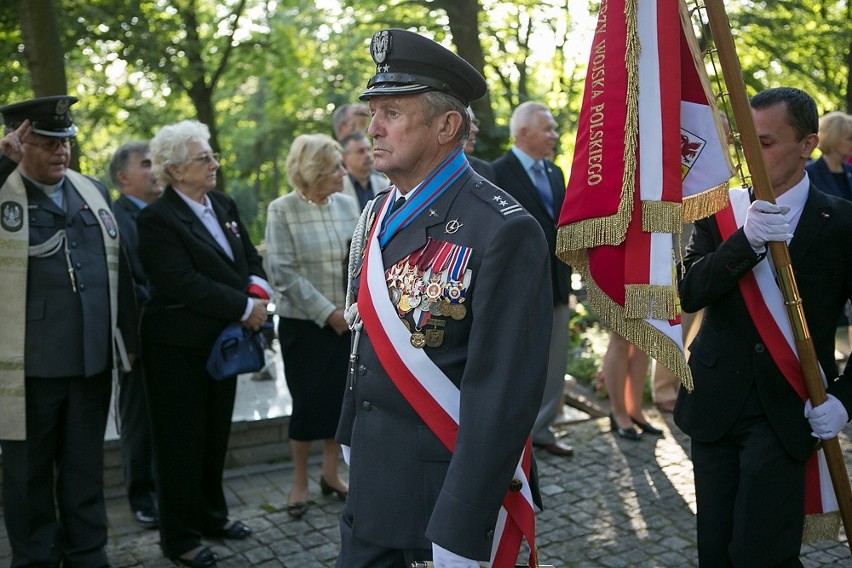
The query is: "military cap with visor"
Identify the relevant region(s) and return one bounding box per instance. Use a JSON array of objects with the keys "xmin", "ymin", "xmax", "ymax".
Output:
[
  {"xmin": 0, "ymin": 95, "xmax": 79, "ymax": 138},
  {"xmin": 360, "ymin": 29, "xmax": 487, "ymax": 106}
]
